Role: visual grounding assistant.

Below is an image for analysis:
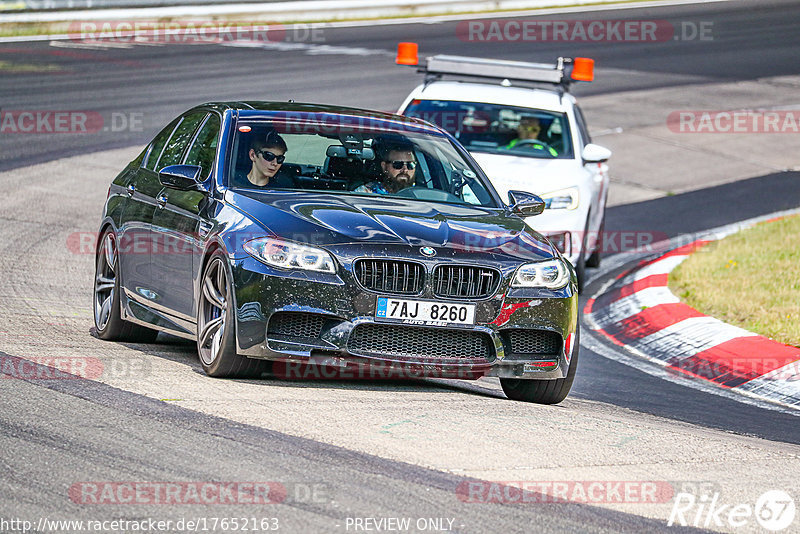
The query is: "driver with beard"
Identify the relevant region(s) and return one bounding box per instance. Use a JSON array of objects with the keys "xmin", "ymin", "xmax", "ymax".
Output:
[{"xmin": 356, "ymin": 142, "xmax": 417, "ymax": 195}]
